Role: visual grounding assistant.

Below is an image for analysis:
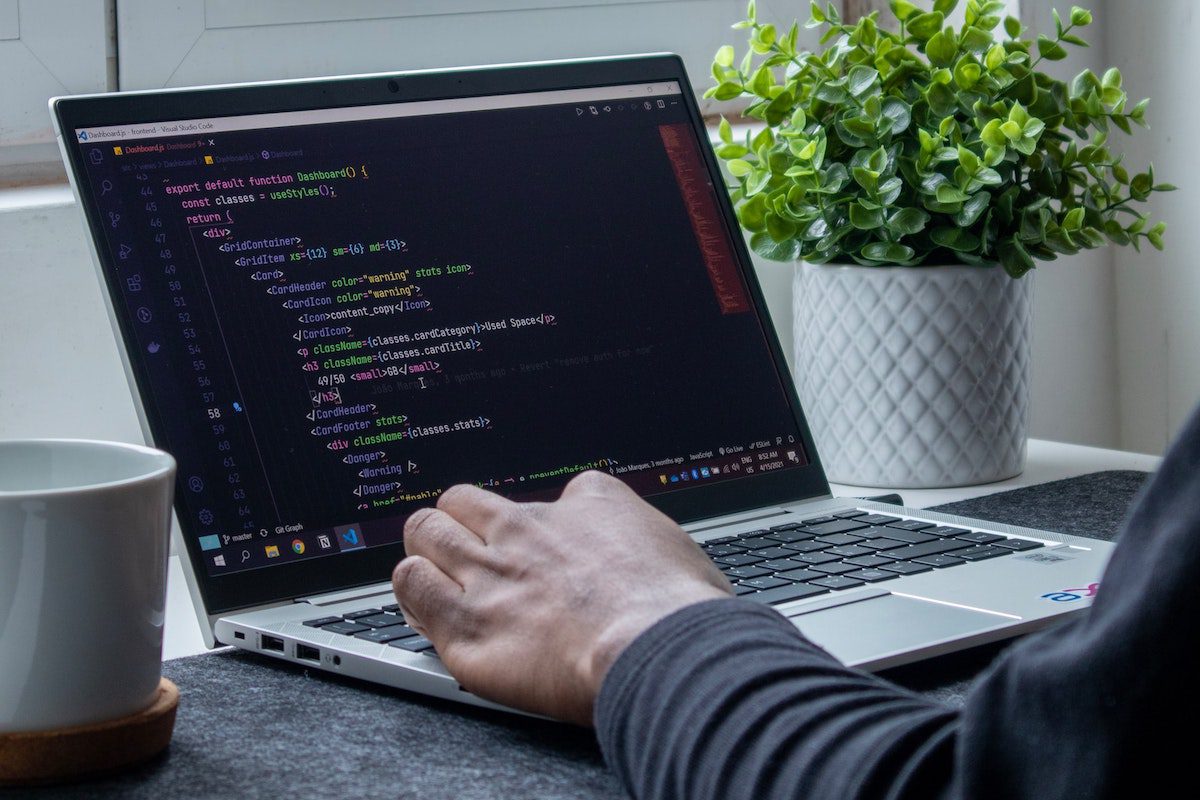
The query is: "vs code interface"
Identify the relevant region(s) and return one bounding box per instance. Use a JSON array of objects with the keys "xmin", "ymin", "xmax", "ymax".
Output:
[{"xmin": 73, "ymin": 81, "xmax": 808, "ymax": 576}]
